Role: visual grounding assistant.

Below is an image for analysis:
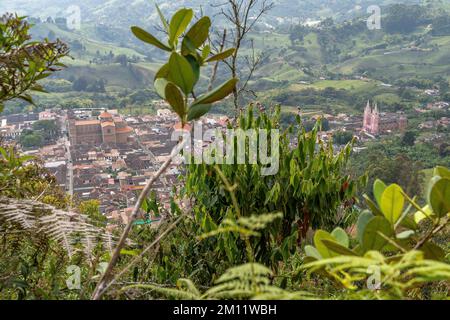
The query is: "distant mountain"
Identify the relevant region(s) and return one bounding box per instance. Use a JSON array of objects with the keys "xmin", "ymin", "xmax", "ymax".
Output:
[{"xmin": 1, "ymin": 0, "xmax": 426, "ymax": 29}]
